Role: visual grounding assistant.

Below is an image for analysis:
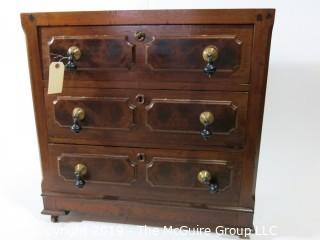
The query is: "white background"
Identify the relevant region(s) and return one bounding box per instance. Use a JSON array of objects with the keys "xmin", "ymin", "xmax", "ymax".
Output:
[{"xmin": 0, "ymin": 1, "xmax": 319, "ymax": 239}]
